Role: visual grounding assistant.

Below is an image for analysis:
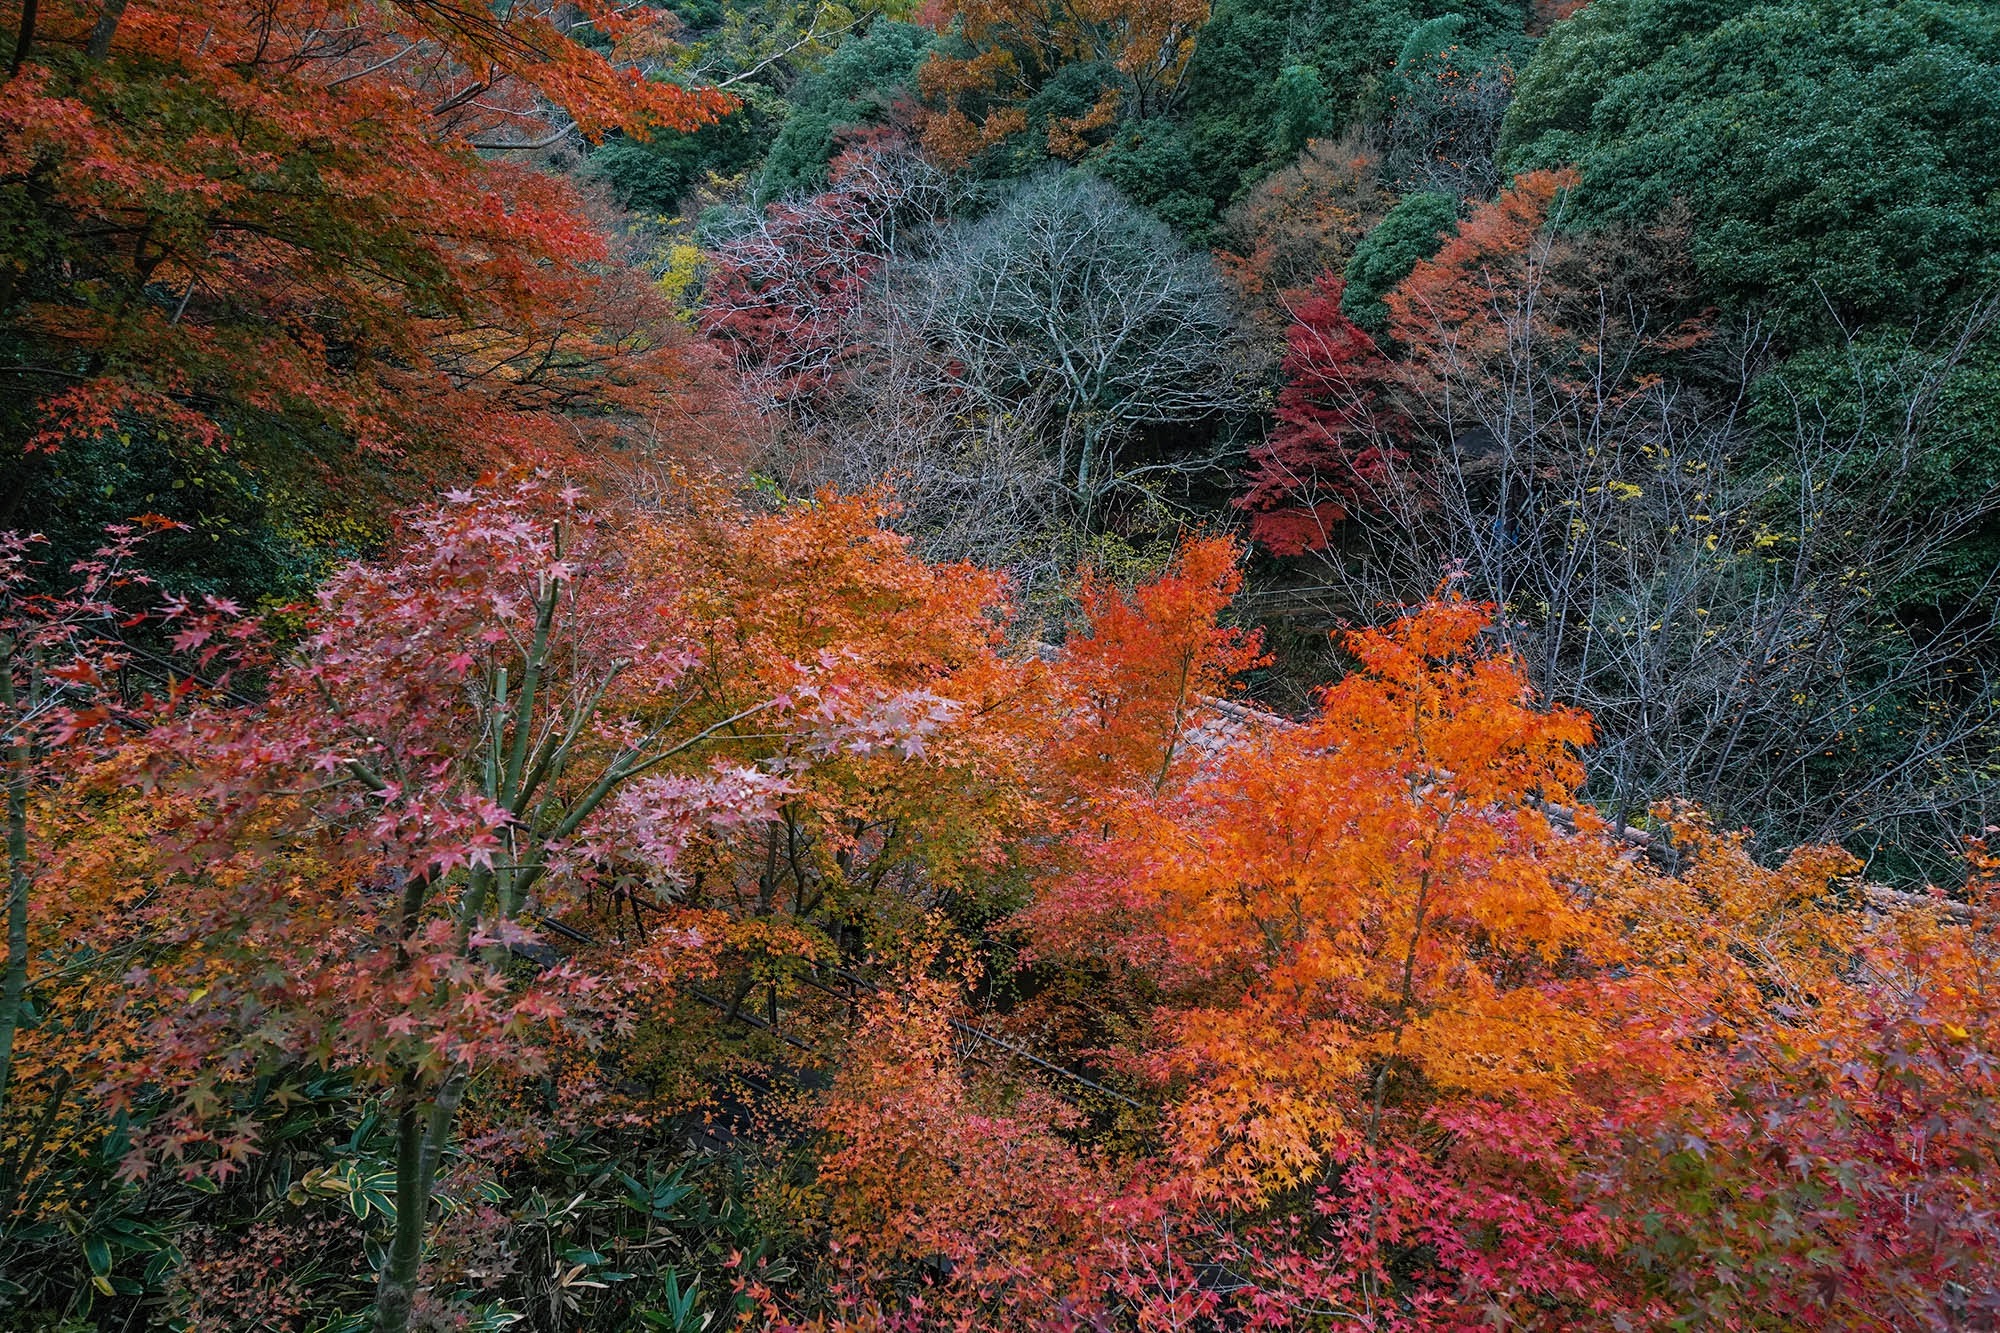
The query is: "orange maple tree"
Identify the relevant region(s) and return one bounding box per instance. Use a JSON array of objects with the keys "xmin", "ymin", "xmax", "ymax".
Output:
[
  {"xmin": 1087, "ymin": 598, "xmax": 1602, "ymax": 1189},
  {"xmin": 801, "ymin": 587, "xmax": 1647, "ymax": 1327},
  {"xmin": 805, "ymin": 569, "xmax": 2000, "ymax": 1329},
  {"xmin": 0, "ymin": 0, "xmax": 736, "ymax": 545},
  {"xmin": 914, "ymin": 0, "xmax": 1208, "ymax": 164},
  {"xmin": 1046, "ymin": 535, "xmax": 1266, "ymax": 805},
  {"xmin": 17, "ymin": 492, "xmax": 2000, "ymax": 1328}
]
